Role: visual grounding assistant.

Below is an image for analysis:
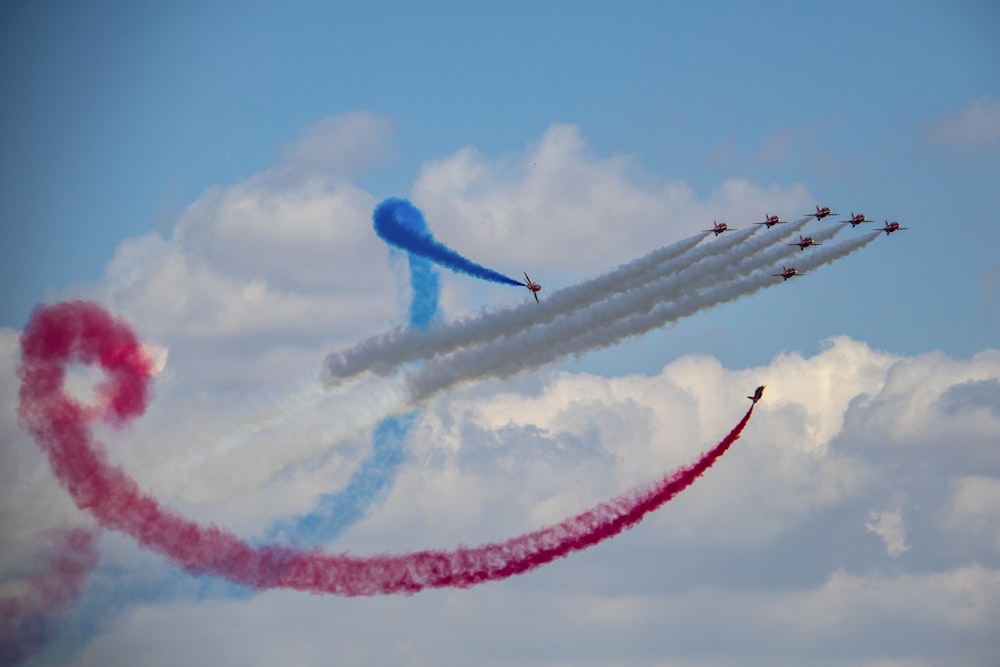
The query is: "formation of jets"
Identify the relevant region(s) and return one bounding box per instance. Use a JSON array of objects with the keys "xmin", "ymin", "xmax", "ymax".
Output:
[{"xmin": 521, "ymin": 206, "xmax": 906, "ymax": 302}]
